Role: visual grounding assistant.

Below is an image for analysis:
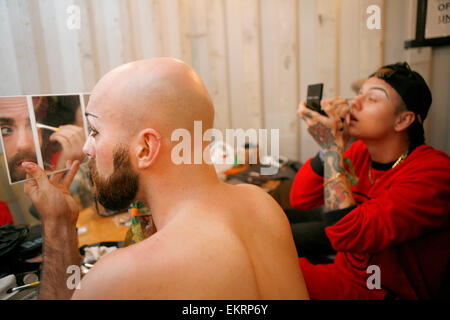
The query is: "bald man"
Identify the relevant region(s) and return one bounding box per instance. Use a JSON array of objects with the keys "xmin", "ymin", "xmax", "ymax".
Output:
[{"xmin": 22, "ymin": 58, "xmax": 309, "ymax": 300}]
